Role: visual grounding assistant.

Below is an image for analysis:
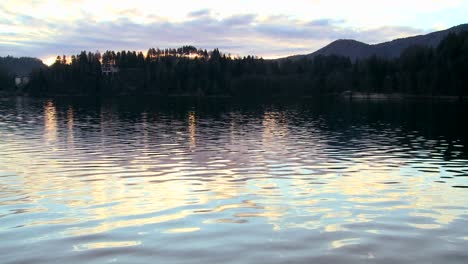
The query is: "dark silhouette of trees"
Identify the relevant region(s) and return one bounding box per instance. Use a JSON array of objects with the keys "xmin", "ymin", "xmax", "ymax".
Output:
[
  {"xmin": 0, "ymin": 68, "xmax": 13, "ymax": 90},
  {"xmin": 0, "ymin": 56, "xmax": 46, "ymax": 76},
  {"xmin": 25, "ymin": 31, "xmax": 468, "ymax": 98},
  {"xmin": 0, "ymin": 56, "xmax": 46, "ymax": 92}
]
